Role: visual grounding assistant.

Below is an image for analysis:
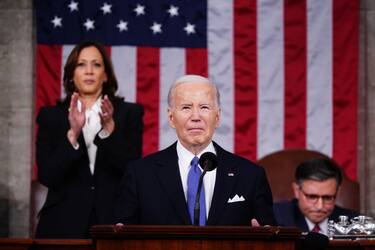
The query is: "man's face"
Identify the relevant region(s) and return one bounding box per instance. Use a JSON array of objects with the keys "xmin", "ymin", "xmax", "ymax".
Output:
[
  {"xmin": 293, "ymin": 178, "xmax": 338, "ymax": 224},
  {"xmin": 168, "ymin": 82, "xmax": 220, "ymax": 154}
]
